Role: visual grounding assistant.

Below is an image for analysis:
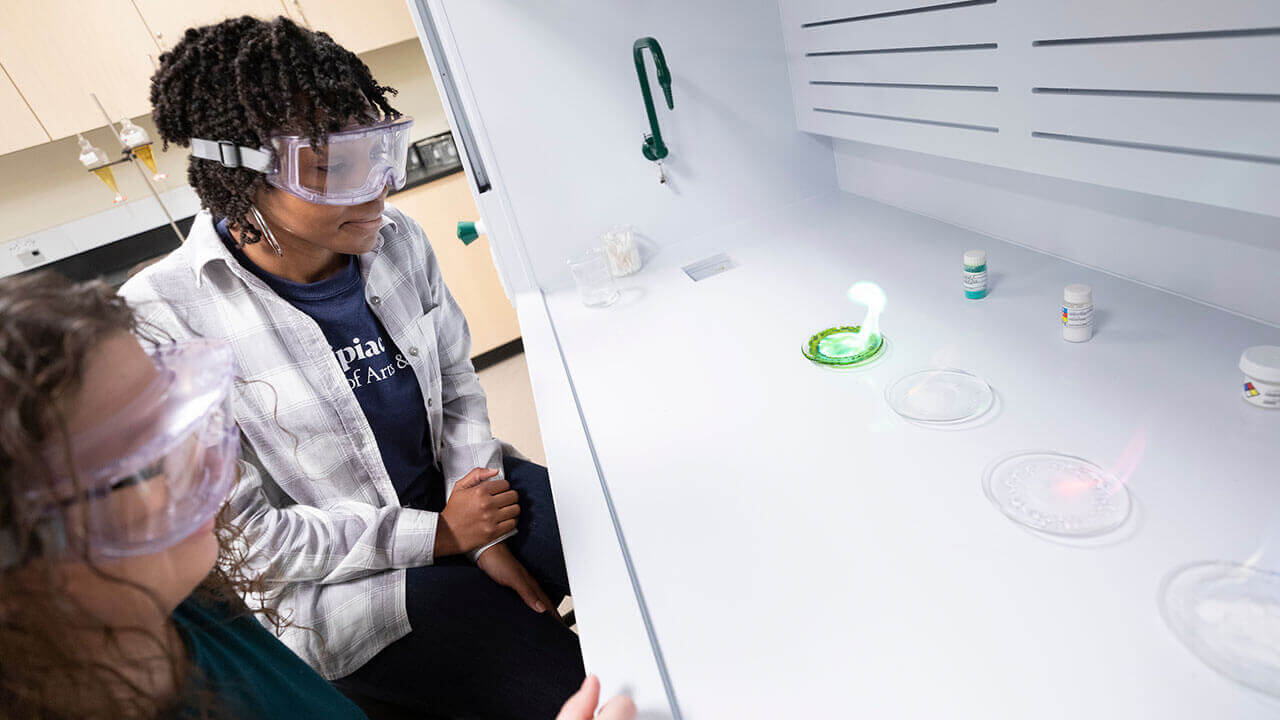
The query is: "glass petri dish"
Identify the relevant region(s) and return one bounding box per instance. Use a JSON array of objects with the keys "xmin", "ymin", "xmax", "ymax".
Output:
[
  {"xmin": 1160, "ymin": 562, "xmax": 1280, "ymax": 699},
  {"xmin": 982, "ymin": 451, "xmax": 1130, "ymax": 537},
  {"xmin": 802, "ymin": 325, "xmax": 885, "ymax": 369},
  {"xmin": 885, "ymin": 368, "xmax": 994, "ymax": 424}
]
